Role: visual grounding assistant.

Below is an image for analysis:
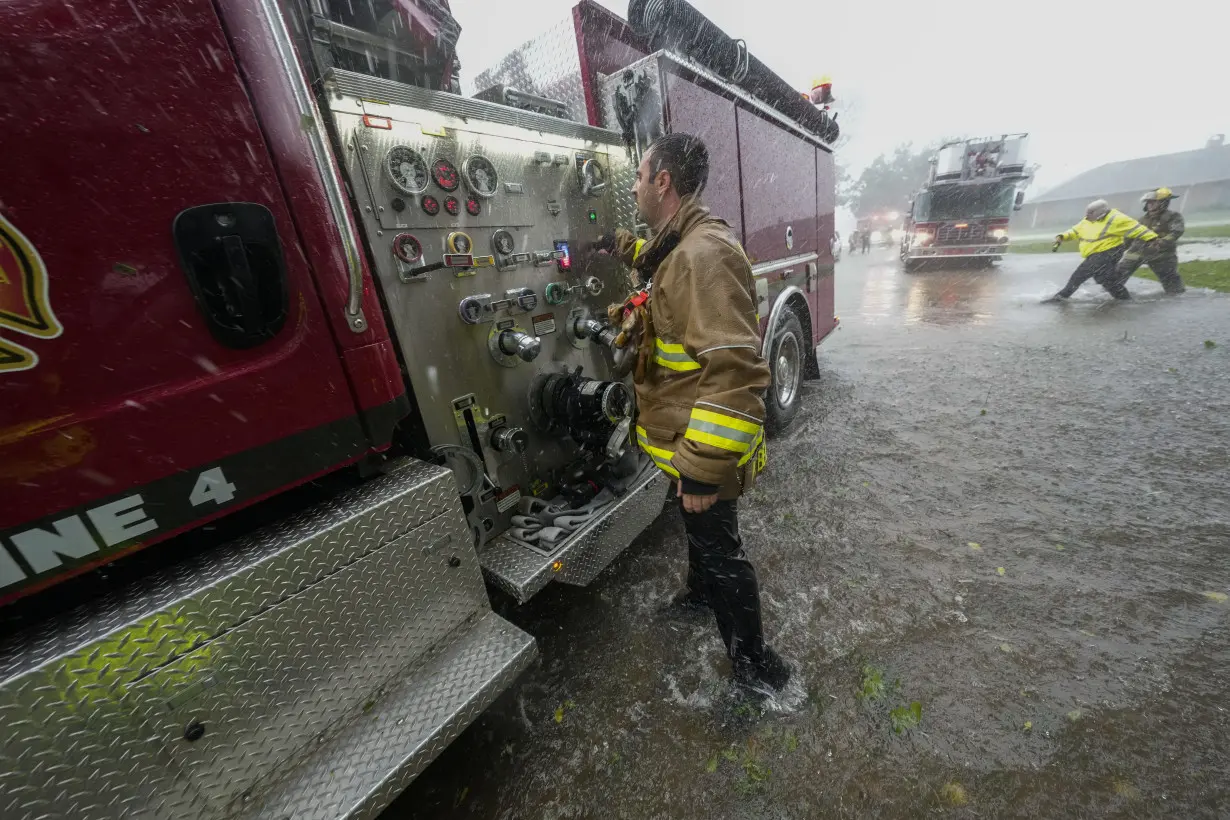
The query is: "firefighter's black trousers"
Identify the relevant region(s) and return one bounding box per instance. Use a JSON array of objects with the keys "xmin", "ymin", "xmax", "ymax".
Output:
[
  {"xmin": 681, "ymin": 499, "xmax": 769, "ymax": 664},
  {"xmin": 1057, "ymin": 245, "xmax": 1130, "ymax": 299},
  {"xmin": 1116, "ymin": 252, "xmax": 1185, "ymax": 293}
]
